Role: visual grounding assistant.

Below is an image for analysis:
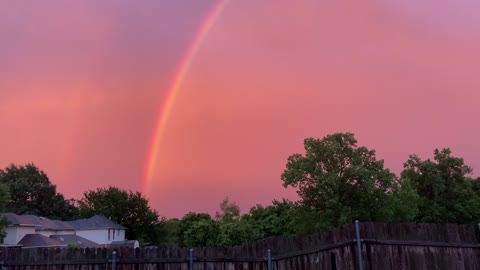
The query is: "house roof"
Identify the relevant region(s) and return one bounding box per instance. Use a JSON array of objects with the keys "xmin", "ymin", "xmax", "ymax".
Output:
[
  {"xmin": 1, "ymin": 213, "xmax": 74, "ymax": 231},
  {"xmin": 50, "ymin": 234, "xmax": 100, "ymax": 248},
  {"xmin": 1, "ymin": 213, "xmax": 125, "ymax": 231},
  {"xmin": 18, "ymin": 234, "xmax": 64, "ymax": 247},
  {"xmin": 1, "ymin": 213, "xmax": 36, "ymax": 226},
  {"xmin": 66, "ymin": 215, "xmax": 126, "ymax": 230},
  {"xmin": 35, "ymin": 217, "xmax": 75, "ymax": 231}
]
